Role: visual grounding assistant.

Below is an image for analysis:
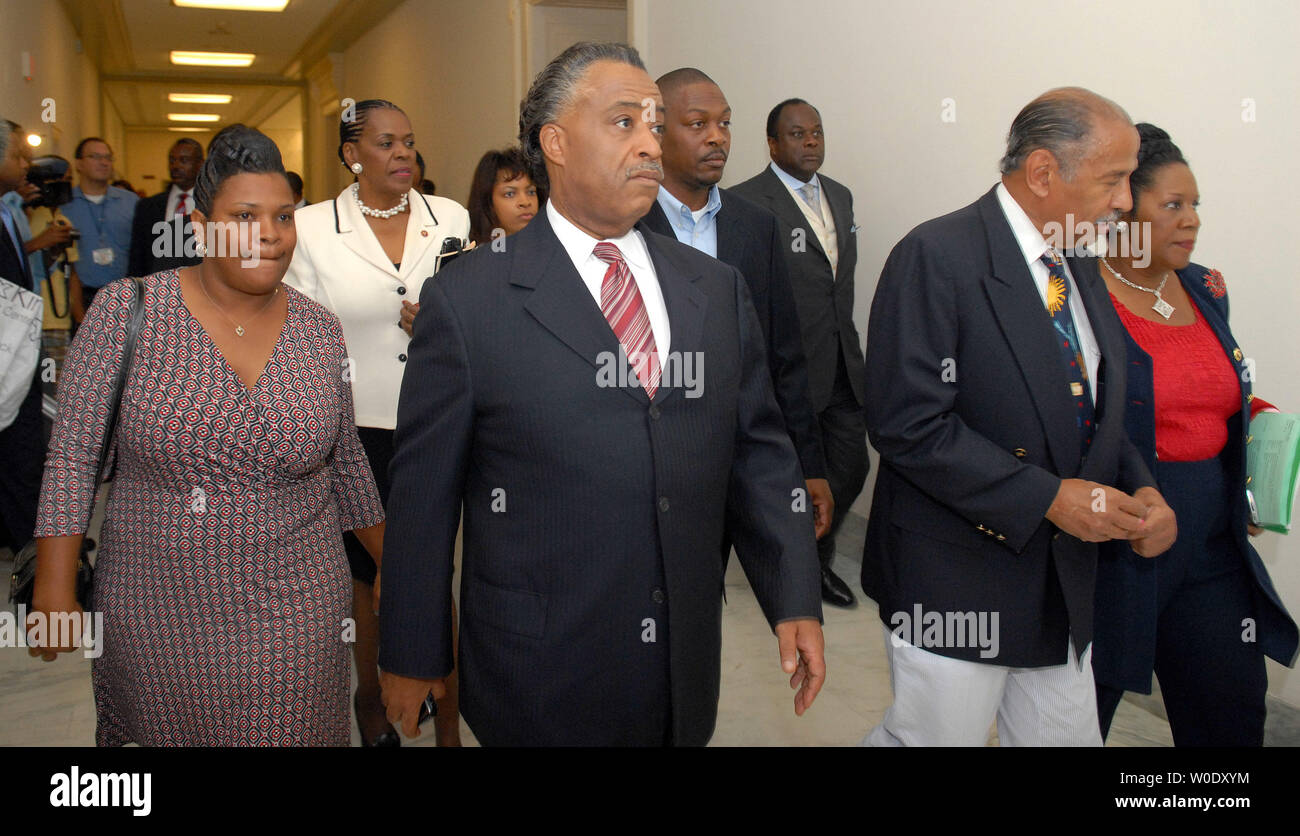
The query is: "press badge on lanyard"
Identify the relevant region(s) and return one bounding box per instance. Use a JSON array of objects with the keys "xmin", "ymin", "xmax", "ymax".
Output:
[{"xmin": 92, "ymin": 247, "xmax": 115, "ymax": 266}]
